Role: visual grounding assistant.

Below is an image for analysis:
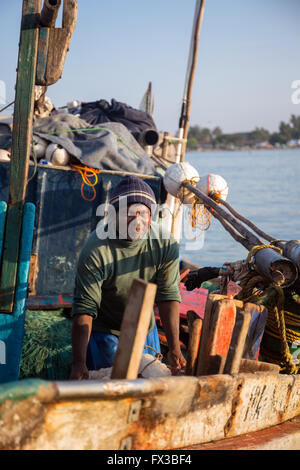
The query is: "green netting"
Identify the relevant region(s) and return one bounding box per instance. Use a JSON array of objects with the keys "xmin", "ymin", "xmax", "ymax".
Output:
[{"xmin": 20, "ymin": 309, "xmax": 72, "ymax": 381}]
